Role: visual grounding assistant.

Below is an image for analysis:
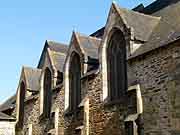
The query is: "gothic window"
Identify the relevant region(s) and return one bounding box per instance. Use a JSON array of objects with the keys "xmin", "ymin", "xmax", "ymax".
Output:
[
  {"xmin": 107, "ymin": 29, "xmax": 127, "ymax": 101},
  {"xmin": 17, "ymin": 81, "xmax": 26, "ymax": 128},
  {"xmin": 43, "ymin": 68, "xmax": 52, "ymax": 118},
  {"xmin": 56, "ymin": 71, "xmax": 63, "ymax": 85},
  {"xmin": 69, "ymin": 52, "xmax": 81, "ymax": 111}
]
